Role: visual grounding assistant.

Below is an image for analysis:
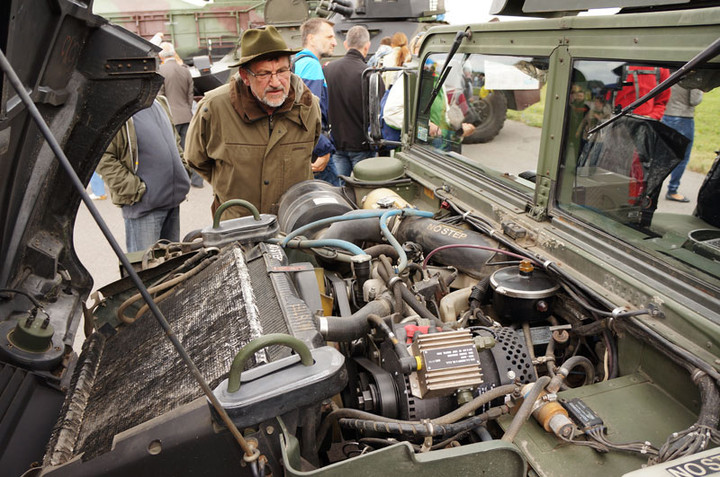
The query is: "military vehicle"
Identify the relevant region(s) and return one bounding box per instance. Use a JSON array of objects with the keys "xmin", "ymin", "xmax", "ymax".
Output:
[{"xmin": 1, "ymin": 0, "xmax": 719, "ymax": 476}]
